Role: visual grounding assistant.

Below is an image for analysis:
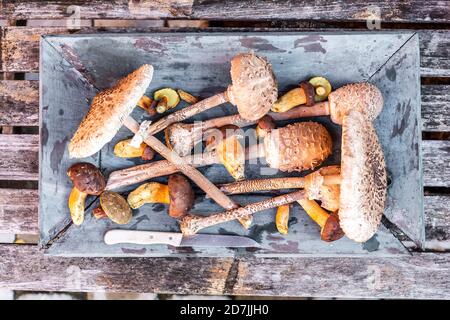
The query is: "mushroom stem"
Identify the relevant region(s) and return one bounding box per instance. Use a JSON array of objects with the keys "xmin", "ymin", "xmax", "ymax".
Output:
[
  {"xmin": 180, "ymin": 190, "xmax": 306, "ymax": 236},
  {"xmin": 219, "ymin": 173, "xmax": 341, "ymax": 195},
  {"xmin": 123, "ymin": 116, "xmax": 239, "ymax": 211},
  {"xmin": 297, "ymin": 198, "xmax": 328, "ymax": 228},
  {"xmin": 68, "ymin": 187, "xmax": 87, "ymax": 226}
]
